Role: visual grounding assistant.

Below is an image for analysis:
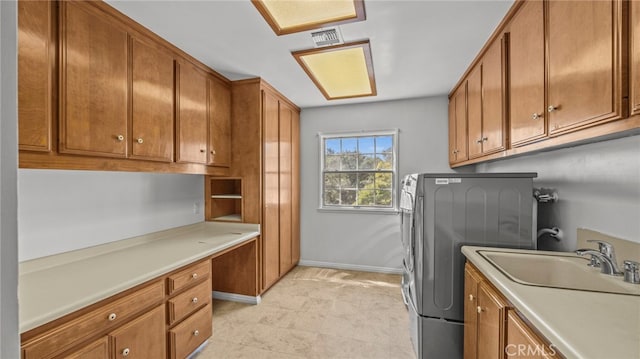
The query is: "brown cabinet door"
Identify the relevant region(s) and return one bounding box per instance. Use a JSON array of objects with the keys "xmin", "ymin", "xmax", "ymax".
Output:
[
  {"xmin": 291, "ymin": 108, "xmax": 301, "ymax": 265},
  {"xmin": 59, "ymin": 1, "xmax": 128, "ymax": 157},
  {"xmin": 449, "ymin": 84, "xmax": 468, "ymax": 164},
  {"xmin": 509, "ymin": 0, "xmax": 546, "ymax": 146},
  {"xmin": 130, "ymin": 38, "xmax": 174, "ymax": 162},
  {"xmin": 477, "ymin": 281, "xmax": 507, "ymax": 359},
  {"xmin": 262, "ymin": 90, "xmax": 280, "ymax": 289},
  {"xmin": 506, "ymin": 310, "xmax": 559, "ymax": 358},
  {"xmin": 18, "ymin": 0, "xmax": 54, "ymax": 152},
  {"xmin": 208, "ymin": 77, "xmax": 231, "ymax": 167},
  {"xmin": 279, "ymin": 101, "xmax": 293, "ymax": 275},
  {"xmin": 547, "ymin": 0, "xmax": 623, "ymax": 134},
  {"xmin": 176, "ymin": 61, "xmax": 208, "ymax": 164},
  {"xmin": 467, "ymin": 66, "xmax": 483, "ymax": 159},
  {"xmin": 109, "ymin": 305, "xmax": 166, "ymax": 359},
  {"xmin": 463, "ymin": 264, "xmax": 480, "ymax": 359},
  {"xmin": 632, "ymin": 0, "xmax": 640, "ymax": 116},
  {"xmin": 65, "ymin": 337, "xmax": 109, "ymax": 359},
  {"xmin": 481, "ymin": 38, "xmax": 506, "ymax": 155}
]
